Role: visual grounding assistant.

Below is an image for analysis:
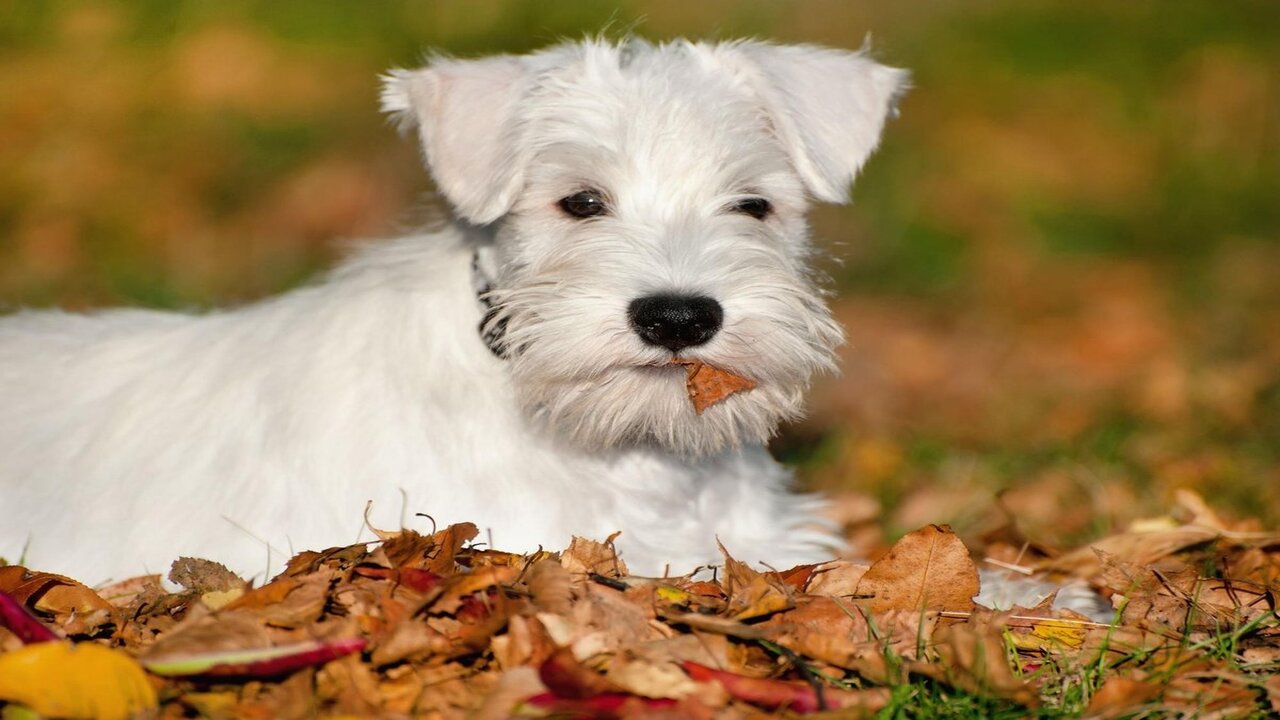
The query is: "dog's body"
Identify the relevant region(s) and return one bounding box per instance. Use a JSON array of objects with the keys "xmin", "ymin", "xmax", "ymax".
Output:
[{"xmin": 0, "ymin": 38, "xmax": 907, "ymax": 584}]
